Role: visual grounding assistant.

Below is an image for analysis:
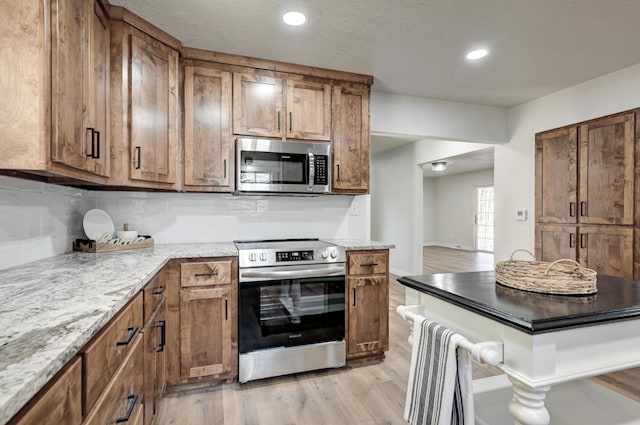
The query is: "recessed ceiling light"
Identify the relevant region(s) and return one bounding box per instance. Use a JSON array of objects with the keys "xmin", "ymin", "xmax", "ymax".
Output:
[
  {"xmin": 466, "ymin": 49, "xmax": 488, "ymax": 60},
  {"xmin": 431, "ymin": 162, "xmax": 447, "ymax": 172},
  {"xmin": 283, "ymin": 11, "xmax": 306, "ymax": 26}
]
